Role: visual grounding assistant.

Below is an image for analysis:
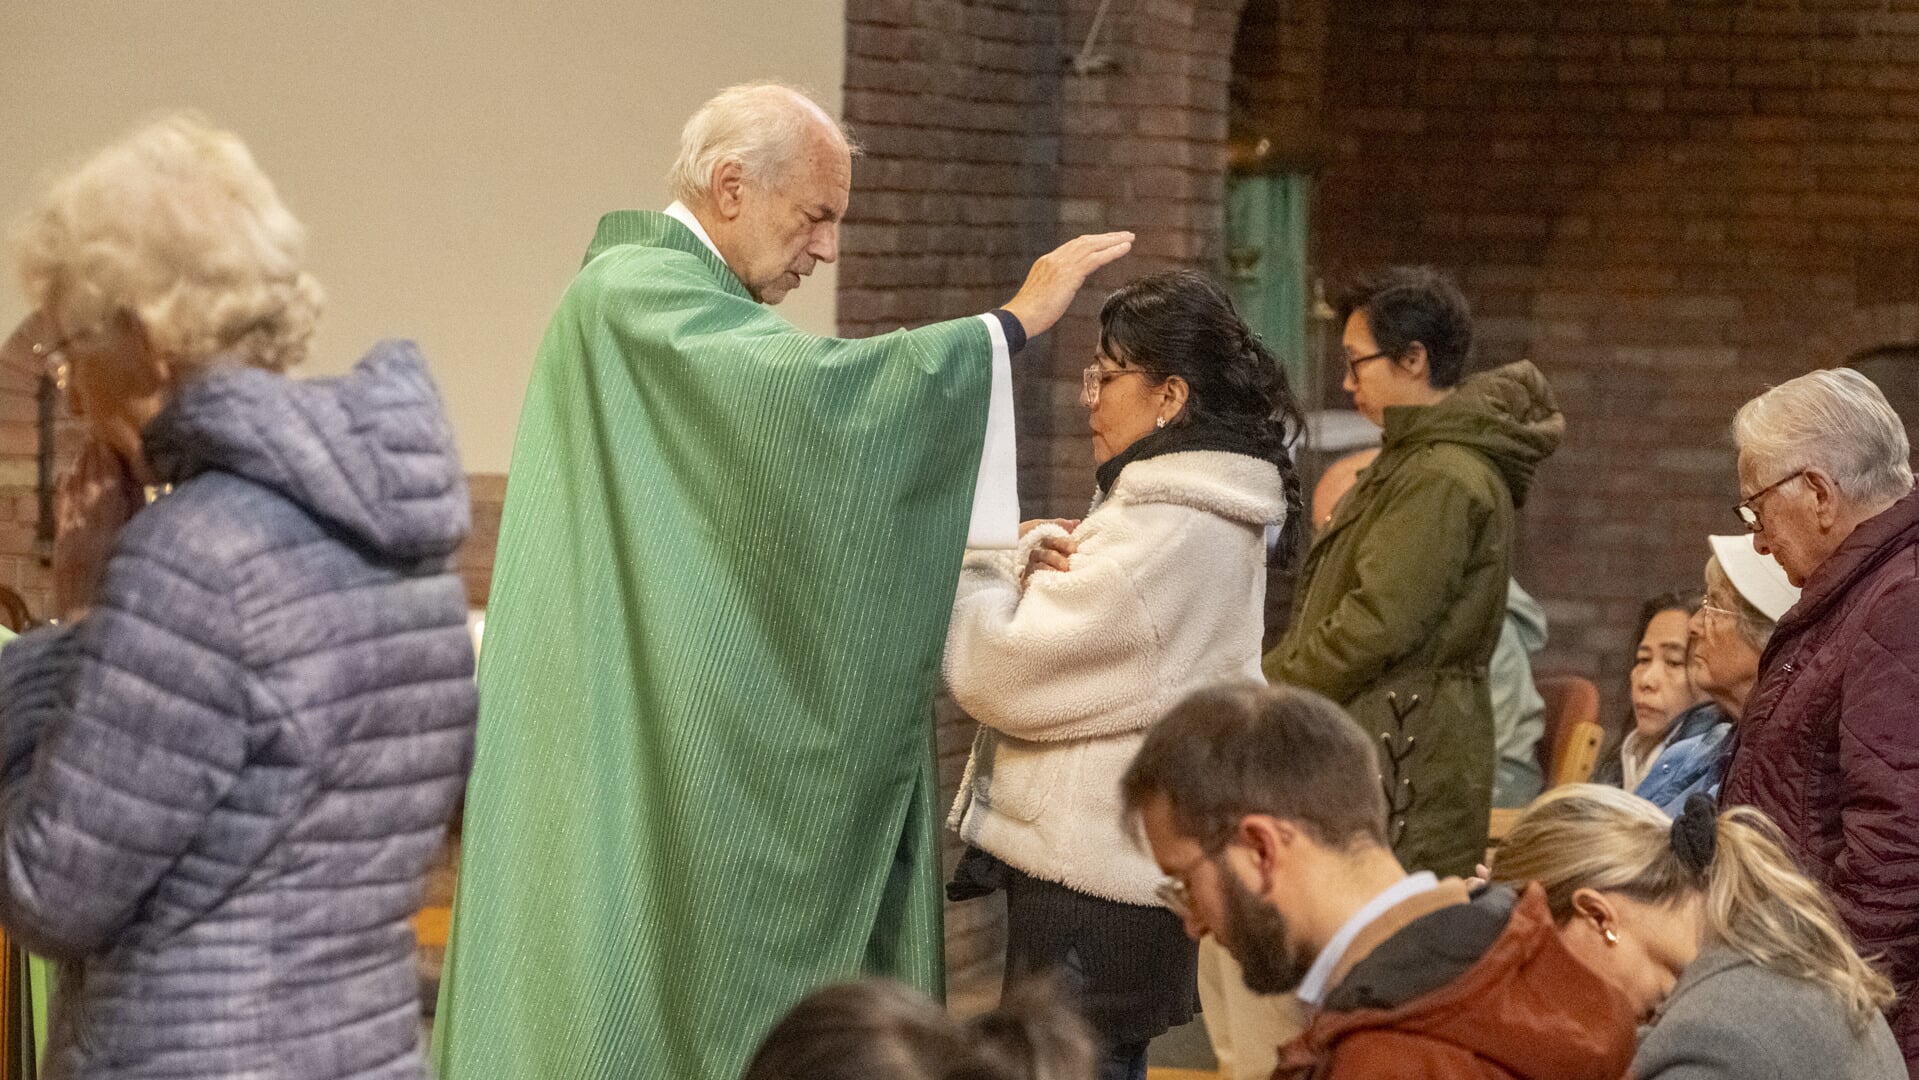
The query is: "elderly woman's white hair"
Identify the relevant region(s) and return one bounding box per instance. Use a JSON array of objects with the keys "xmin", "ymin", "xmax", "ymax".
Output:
[
  {"xmin": 11, "ymin": 111, "xmax": 324, "ymax": 374},
  {"xmin": 1733, "ymin": 368, "xmax": 1914, "ymax": 508},
  {"xmin": 1704, "ymin": 553, "xmax": 1780, "ymax": 655},
  {"xmin": 665, "ymin": 82, "xmax": 859, "ymax": 205}
]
